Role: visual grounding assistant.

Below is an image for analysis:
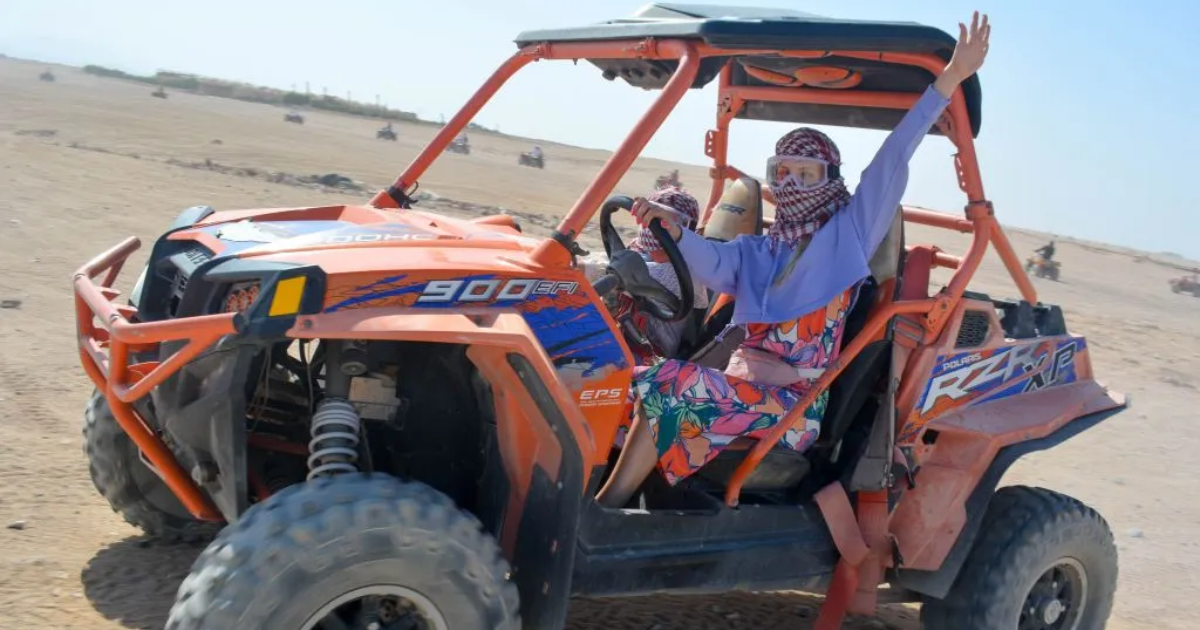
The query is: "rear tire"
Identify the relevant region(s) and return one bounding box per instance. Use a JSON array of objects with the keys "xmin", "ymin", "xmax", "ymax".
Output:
[
  {"xmin": 166, "ymin": 473, "xmax": 520, "ymax": 630},
  {"xmin": 921, "ymin": 486, "xmax": 1117, "ymax": 630},
  {"xmin": 83, "ymin": 391, "xmax": 223, "ymax": 542}
]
